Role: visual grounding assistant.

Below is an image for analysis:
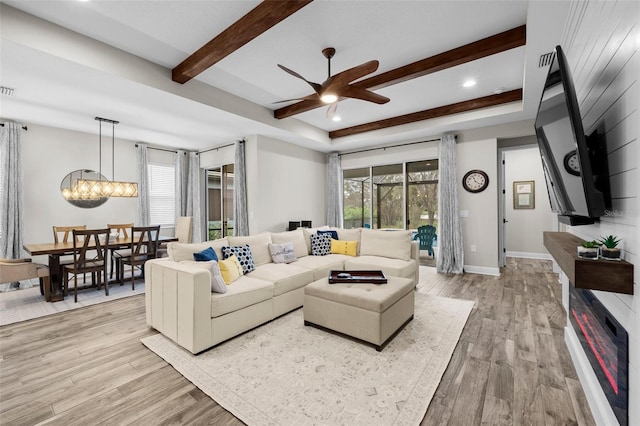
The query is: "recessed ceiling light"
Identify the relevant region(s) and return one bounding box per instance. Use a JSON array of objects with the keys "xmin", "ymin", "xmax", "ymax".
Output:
[
  {"xmin": 463, "ymin": 80, "xmax": 476, "ymax": 88},
  {"xmin": 332, "ymin": 115, "xmax": 341, "ymax": 122}
]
